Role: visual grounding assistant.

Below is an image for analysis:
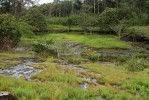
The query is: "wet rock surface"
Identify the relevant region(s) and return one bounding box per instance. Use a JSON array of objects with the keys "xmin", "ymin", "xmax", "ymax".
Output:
[
  {"xmin": 14, "ymin": 47, "xmax": 26, "ymax": 52},
  {"xmin": 80, "ymin": 83, "xmax": 88, "ymax": 89},
  {"xmin": 57, "ymin": 63, "xmax": 102, "ymax": 89},
  {"xmin": 0, "ymin": 58, "xmax": 41, "ymax": 80}
]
